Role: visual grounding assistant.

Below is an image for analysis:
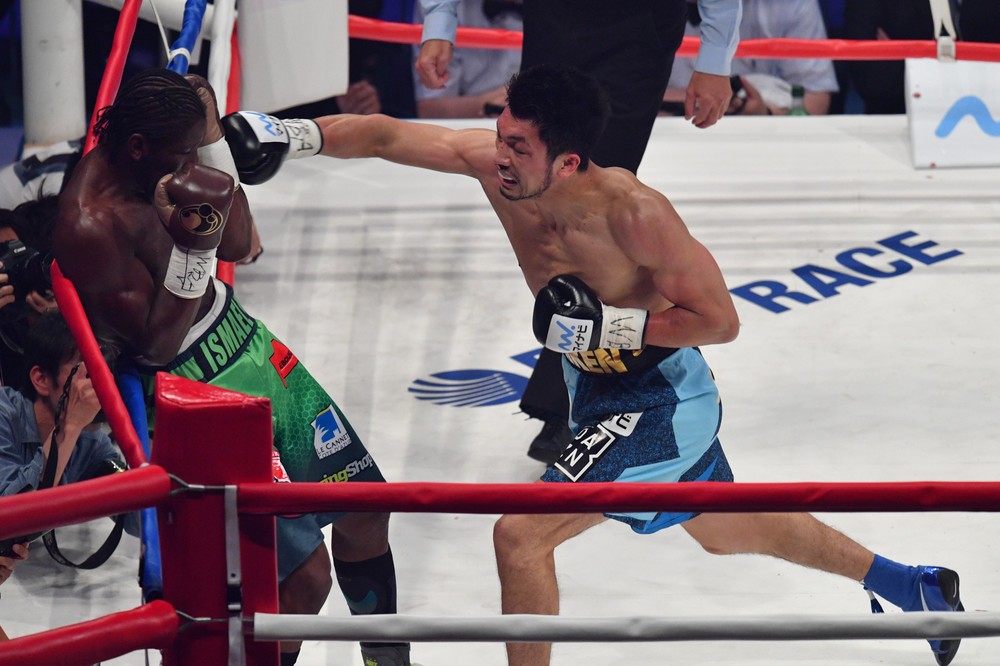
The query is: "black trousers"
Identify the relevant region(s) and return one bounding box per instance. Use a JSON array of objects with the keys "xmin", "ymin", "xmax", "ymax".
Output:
[{"xmin": 518, "ymin": 0, "xmax": 688, "ymax": 420}]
